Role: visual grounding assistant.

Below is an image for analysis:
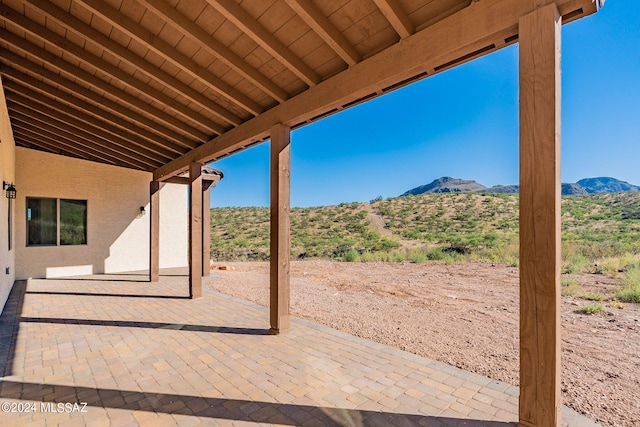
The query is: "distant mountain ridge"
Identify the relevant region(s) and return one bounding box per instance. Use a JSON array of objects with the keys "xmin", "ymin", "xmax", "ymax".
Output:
[{"xmin": 401, "ymin": 177, "xmax": 640, "ymax": 197}]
